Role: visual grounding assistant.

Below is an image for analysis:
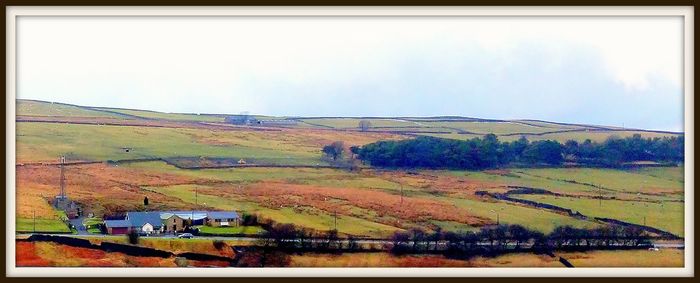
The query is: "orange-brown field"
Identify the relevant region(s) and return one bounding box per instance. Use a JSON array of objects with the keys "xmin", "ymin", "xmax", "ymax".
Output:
[
  {"xmin": 289, "ymin": 249, "xmax": 684, "ymax": 267},
  {"xmin": 16, "ymin": 241, "xmax": 230, "ymax": 267}
]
